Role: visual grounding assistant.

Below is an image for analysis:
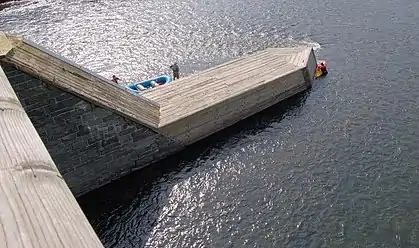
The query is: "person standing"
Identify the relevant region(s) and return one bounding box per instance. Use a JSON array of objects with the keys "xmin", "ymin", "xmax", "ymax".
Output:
[{"xmin": 170, "ymin": 63, "xmax": 180, "ymax": 80}]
